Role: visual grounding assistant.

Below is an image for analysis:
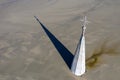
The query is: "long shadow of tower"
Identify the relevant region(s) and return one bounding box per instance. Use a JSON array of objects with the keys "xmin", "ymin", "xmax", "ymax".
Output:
[{"xmin": 34, "ymin": 16, "xmax": 74, "ymax": 69}]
